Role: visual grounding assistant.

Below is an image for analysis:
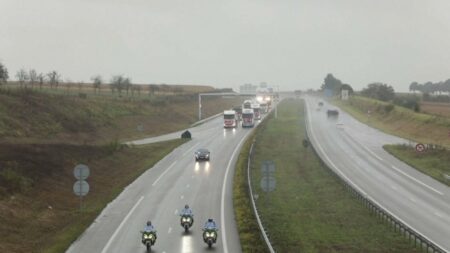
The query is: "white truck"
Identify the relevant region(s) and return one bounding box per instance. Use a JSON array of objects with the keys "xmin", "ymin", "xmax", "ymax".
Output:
[
  {"xmin": 251, "ymin": 103, "xmax": 261, "ymax": 120},
  {"xmin": 241, "ymin": 108, "xmax": 255, "ymax": 128},
  {"xmin": 223, "ymin": 110, "xmax": 237, "ymax": 128}
]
